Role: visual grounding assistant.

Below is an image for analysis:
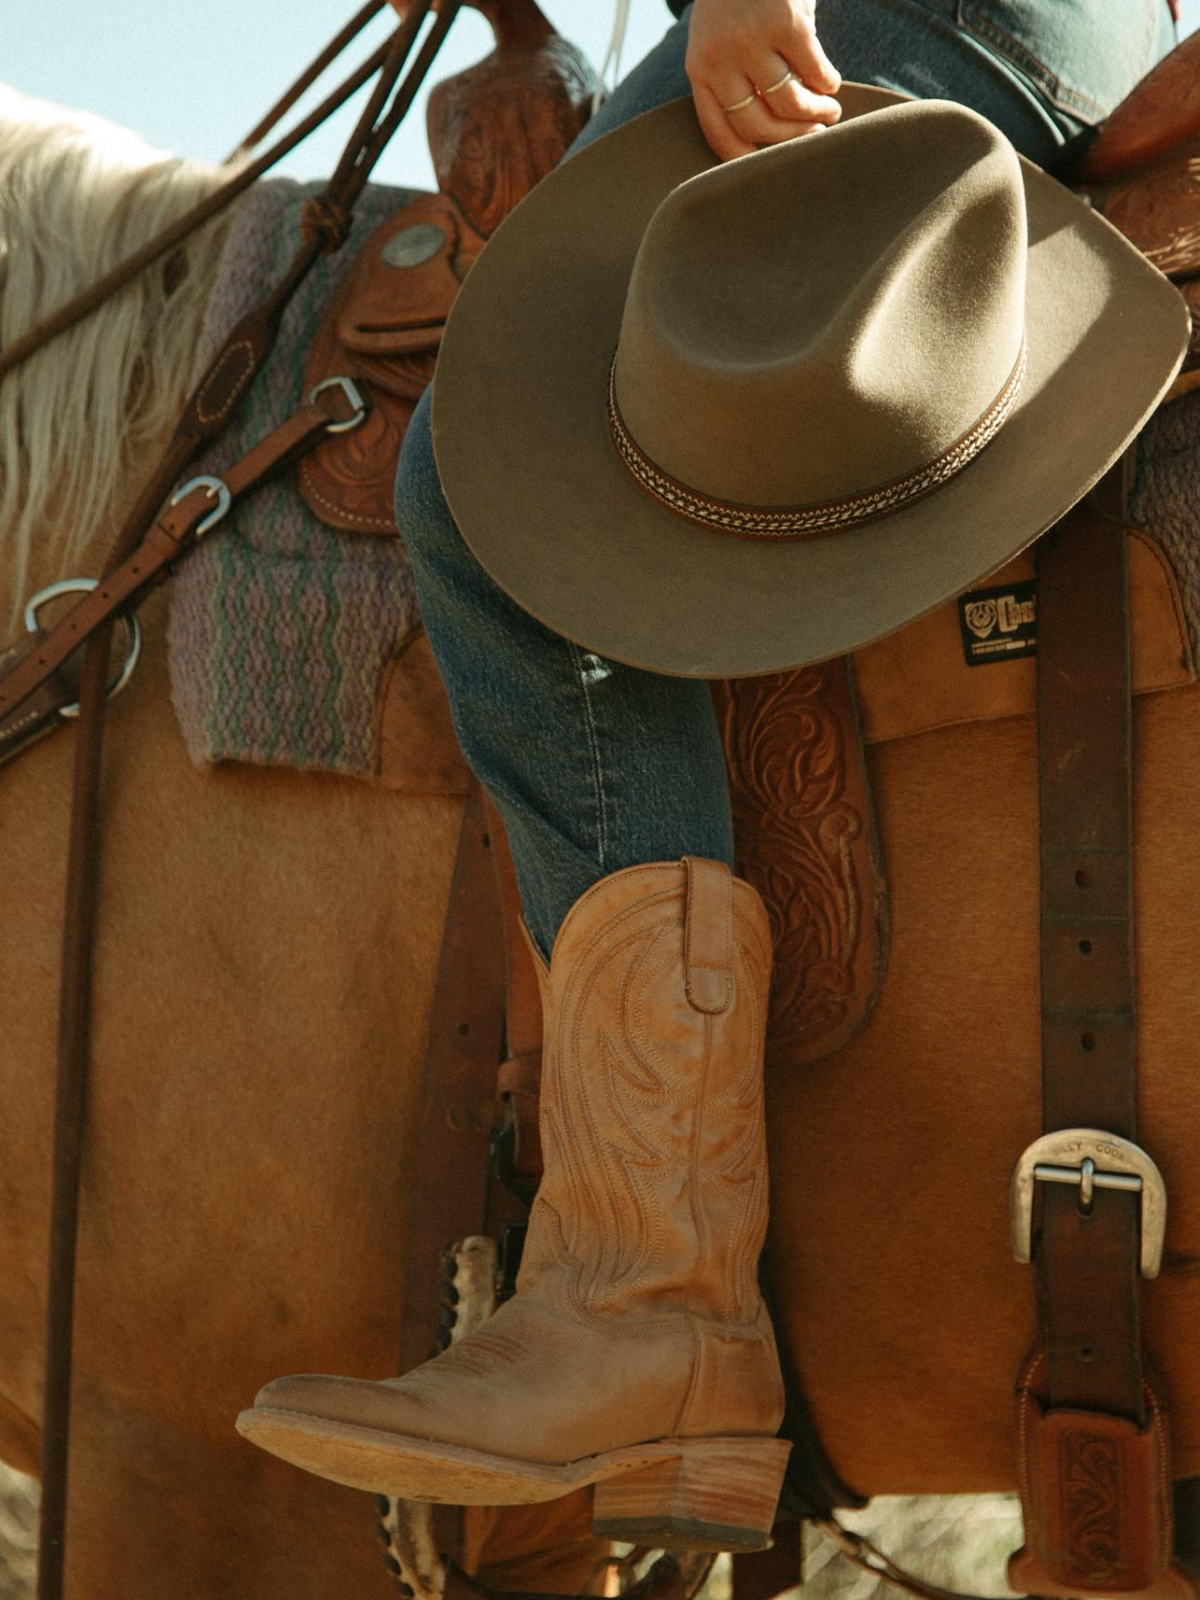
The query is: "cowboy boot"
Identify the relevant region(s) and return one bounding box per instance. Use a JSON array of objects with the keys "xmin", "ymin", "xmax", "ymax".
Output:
[{"xmin": 237, "ymin": 856, "xmax": 788, "ymax": 1552}]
